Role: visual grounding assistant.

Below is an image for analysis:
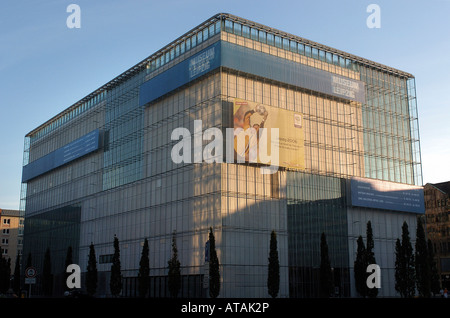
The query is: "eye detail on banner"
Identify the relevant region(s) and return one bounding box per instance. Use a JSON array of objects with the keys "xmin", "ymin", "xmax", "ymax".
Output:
[{"xmin": 232, "ymin": 99, "xmax": 305, "ymax": 170}]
